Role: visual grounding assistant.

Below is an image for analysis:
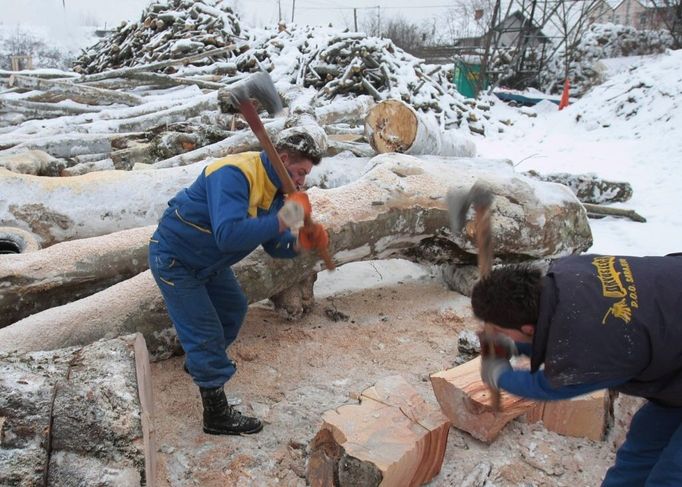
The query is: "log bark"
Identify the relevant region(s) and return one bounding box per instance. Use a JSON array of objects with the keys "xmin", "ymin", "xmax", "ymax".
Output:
[
  {"xmin": 0, "ymin": 154, "xmax": 592, "ymax": 356},
  {"xmin": 430, "ymin": 357, "xmax": 536, "ymax": 442},
  {"xmin": 307, "ymin": 375, "xmax": 450, "ymax": 487},
  {"xmin": 8, "ymin": 75, "xmax": 144, "ymax": 106},
  {"xmin": 365, "ymin": 99, "xmax": 476, "ymax": 157},
  {"xmin": 0, "ymin": 226, "xmax": 153, "ymax": 328},
  {"xmin": 0, "ymin": 334, "xmax": 154, "ymax": 487}
]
